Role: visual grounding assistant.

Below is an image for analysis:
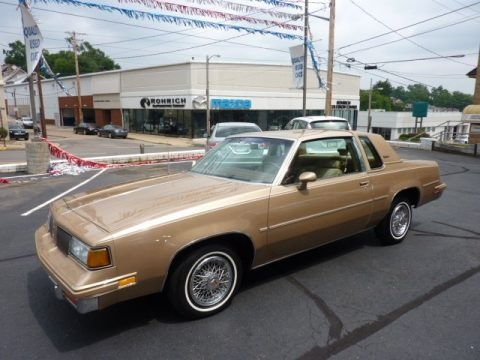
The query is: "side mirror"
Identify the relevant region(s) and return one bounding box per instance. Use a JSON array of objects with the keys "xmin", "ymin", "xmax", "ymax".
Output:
[{"xmin": 297, "ymin": 171, "xmax": 317, "ymax": 191}]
